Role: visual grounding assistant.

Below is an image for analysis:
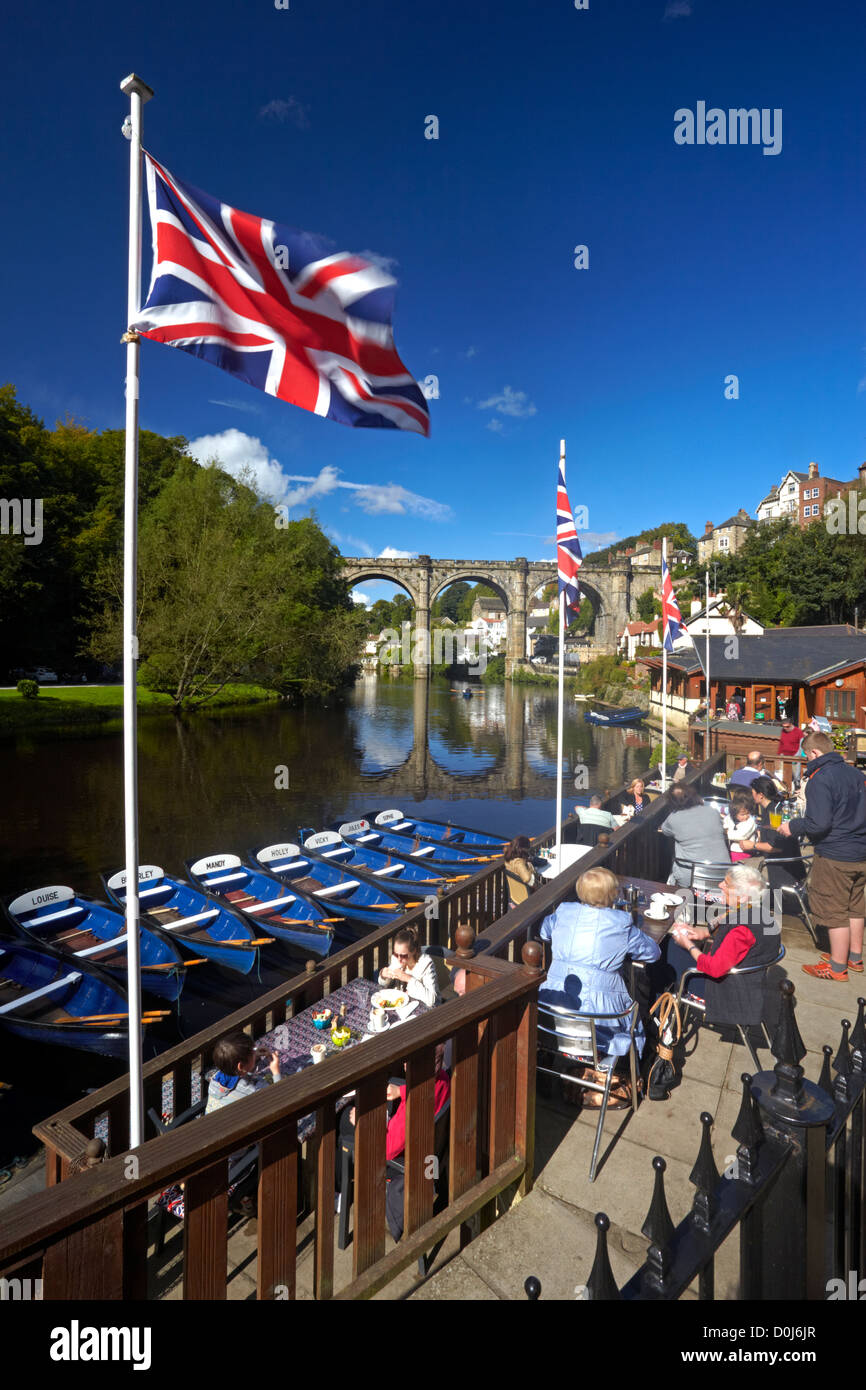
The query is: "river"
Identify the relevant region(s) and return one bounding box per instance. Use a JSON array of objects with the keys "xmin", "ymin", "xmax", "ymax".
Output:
[{"xmin": 0, "ymin": 677, "xmax": 657, "ymax": 1165}]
